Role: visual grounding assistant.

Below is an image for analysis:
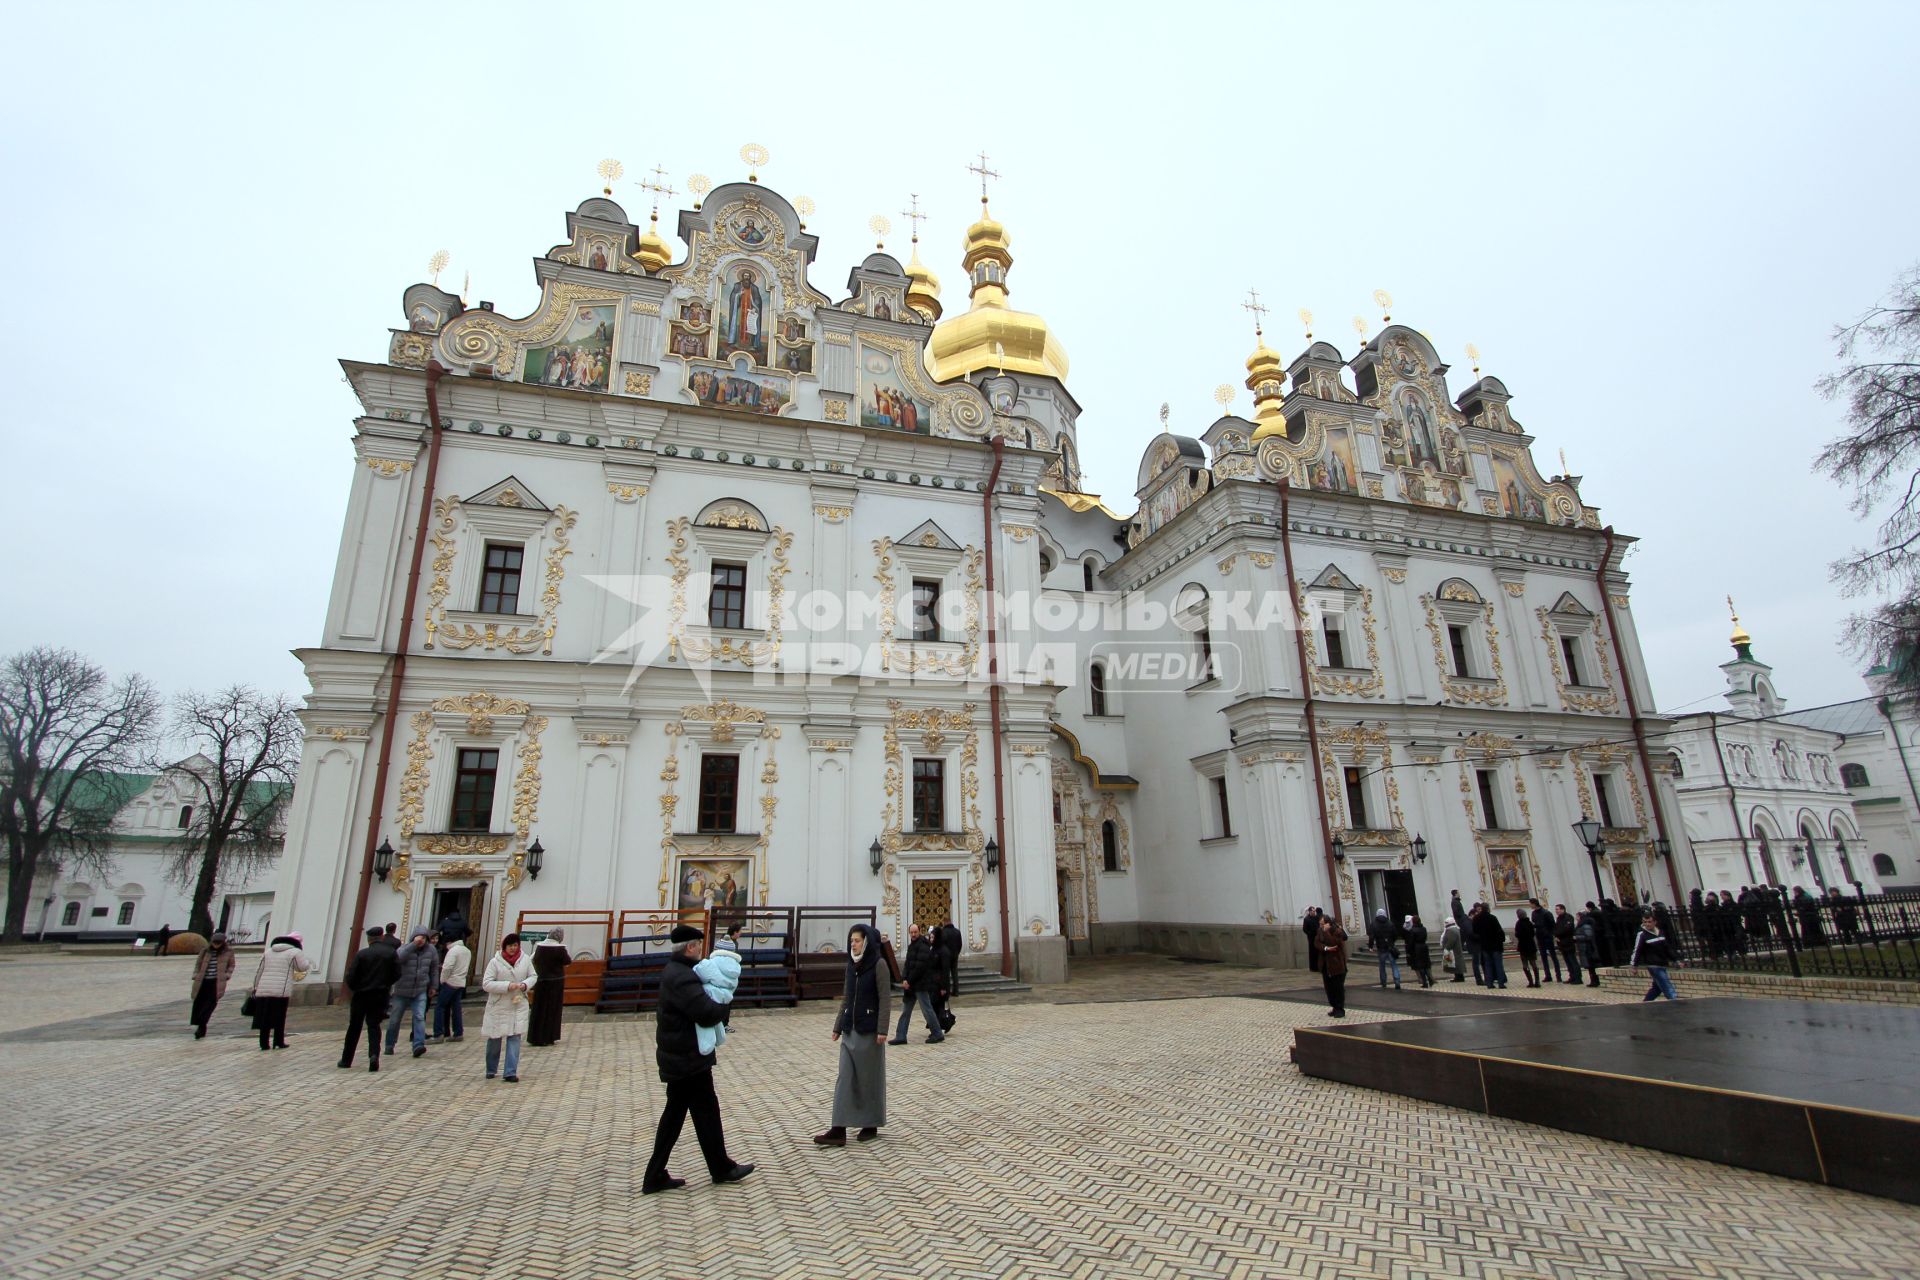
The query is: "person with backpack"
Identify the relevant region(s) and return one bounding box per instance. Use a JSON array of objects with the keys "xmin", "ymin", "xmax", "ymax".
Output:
[{"xmin": 1366, "ymin": 908, "xmax": 1402, "ymax": 990}]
